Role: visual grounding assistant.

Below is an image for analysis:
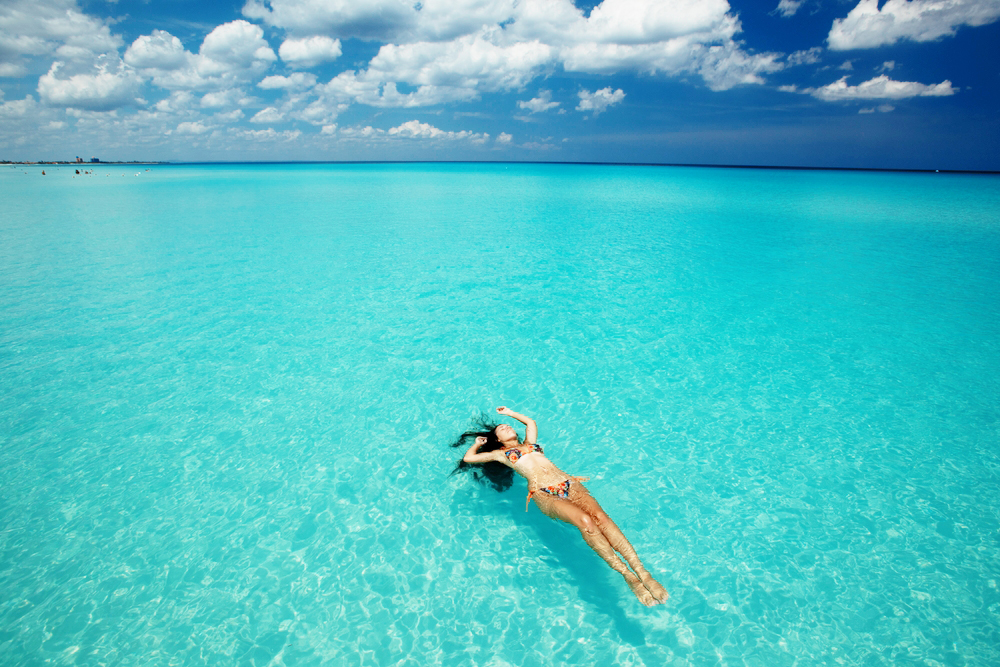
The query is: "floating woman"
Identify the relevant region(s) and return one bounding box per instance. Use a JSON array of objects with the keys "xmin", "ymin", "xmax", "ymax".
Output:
[{"xmin": 451, "ymin": 406, "xmax": 669, "ymax": 606}]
